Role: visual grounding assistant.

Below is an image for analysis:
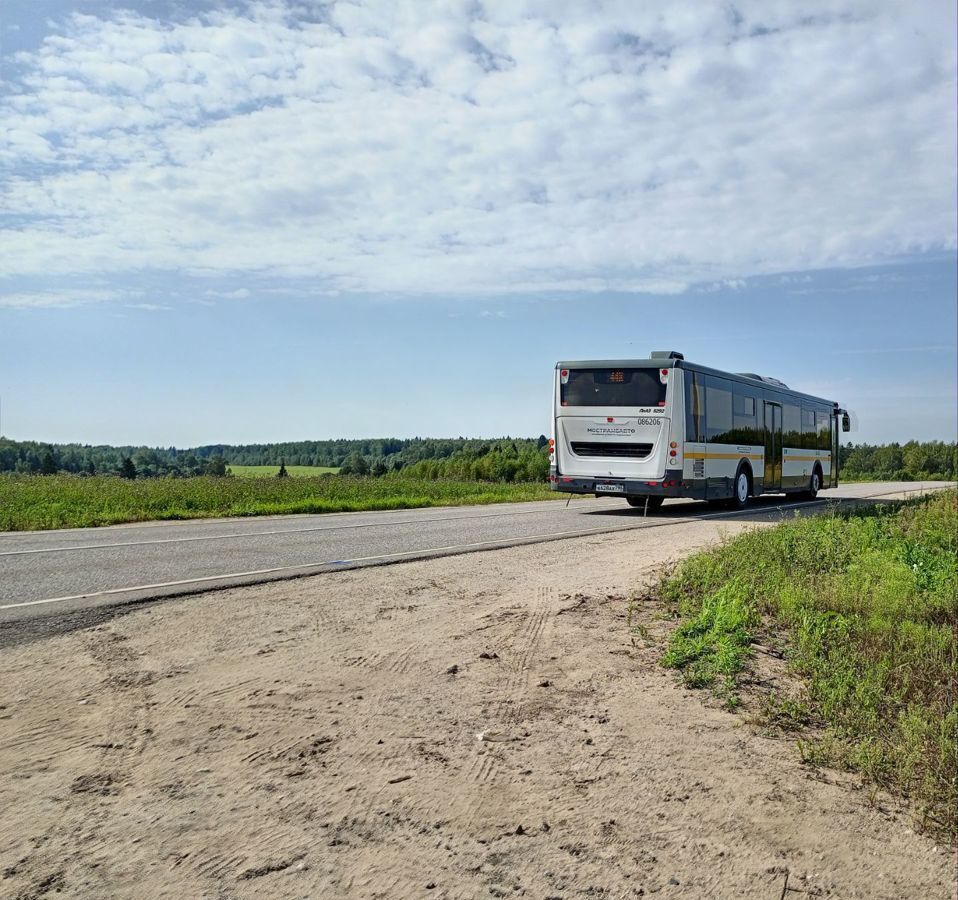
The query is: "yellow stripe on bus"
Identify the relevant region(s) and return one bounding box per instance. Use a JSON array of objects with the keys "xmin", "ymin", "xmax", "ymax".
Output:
[
  {"xmin": 684, "ymin": 450, "xmax": 831, "ymax": 462},
  {"xmin": 685, "ymin": 452, "xmax": 764, "ymax": 460}
]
